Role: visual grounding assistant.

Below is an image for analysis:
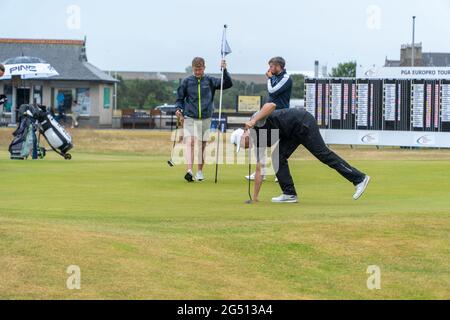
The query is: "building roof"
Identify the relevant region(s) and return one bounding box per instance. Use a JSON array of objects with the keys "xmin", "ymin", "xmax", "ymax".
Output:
[
  {"xmin": 0, "ymin": 38, "xmax": 118, "ymax": 83},
  {"xmin": 384, "ymin": 59, "xmax": 401, "ymax": 67}
]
